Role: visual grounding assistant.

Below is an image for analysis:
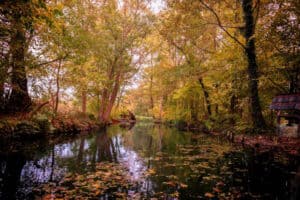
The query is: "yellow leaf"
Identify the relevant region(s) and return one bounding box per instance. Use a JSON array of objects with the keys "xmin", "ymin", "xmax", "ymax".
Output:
[
  {"xmin": 180, "ymin": 183, "xmax": 188, "ymax": 188},
  {"xmin": 204, "ymin": 192, "xmax": 215, "ymax": 198}
]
